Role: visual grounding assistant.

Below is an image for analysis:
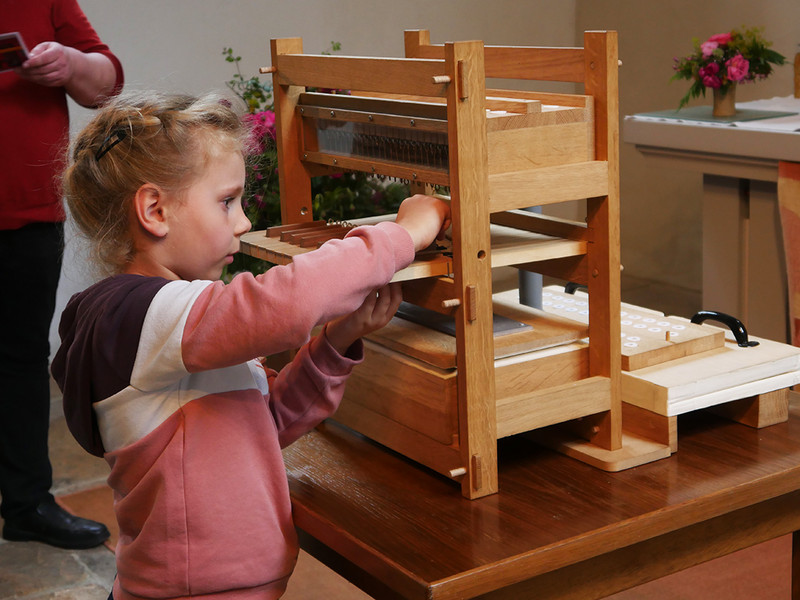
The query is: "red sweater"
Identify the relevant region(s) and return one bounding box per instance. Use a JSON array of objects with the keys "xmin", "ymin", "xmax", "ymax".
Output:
[{"xmin": 0, "ymin": 0, "xmax": 123, "ymax": 229}]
